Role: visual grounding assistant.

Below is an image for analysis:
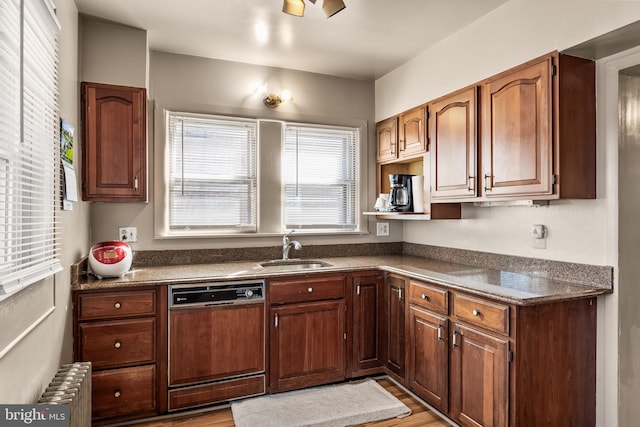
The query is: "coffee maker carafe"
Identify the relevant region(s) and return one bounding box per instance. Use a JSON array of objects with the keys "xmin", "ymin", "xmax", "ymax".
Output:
[{"xmin": 388, "ymin": 174, "xmax": 414, "ymax": 212}]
